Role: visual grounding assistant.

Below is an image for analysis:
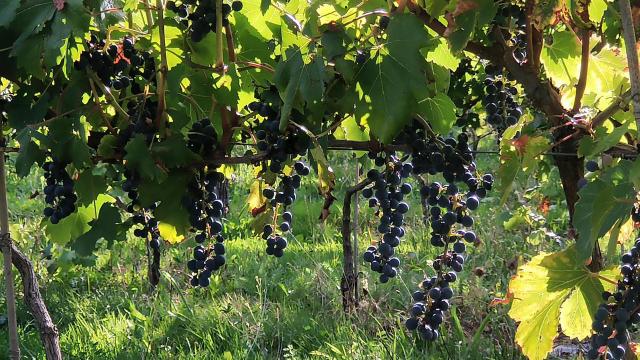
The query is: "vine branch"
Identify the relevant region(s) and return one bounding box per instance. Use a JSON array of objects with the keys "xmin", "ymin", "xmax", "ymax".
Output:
[
  {"xmin": 618, "ymin": 0, "xmax": 640, "ymax": 133},
  {"xmin": 573, "ymin": 0, "xmax": 591, "ymax": 113}
]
